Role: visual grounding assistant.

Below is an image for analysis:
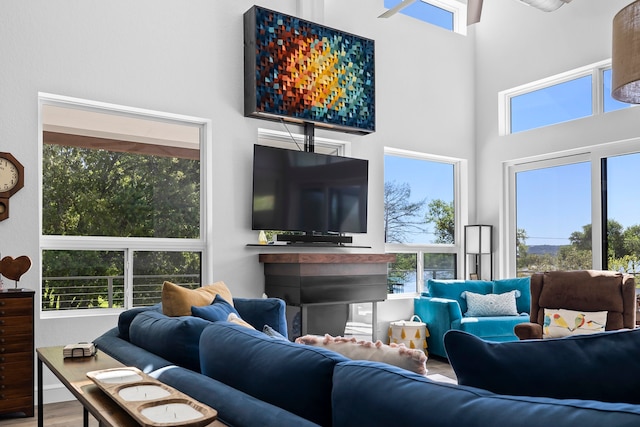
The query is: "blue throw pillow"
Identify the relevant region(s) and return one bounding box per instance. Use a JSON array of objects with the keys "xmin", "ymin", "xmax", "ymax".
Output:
[
  {"xmin": 493, "ymin": 277, "xmax": 531, "ymax": 314},
  {"xmin": 427, "ymin": 279, "xmax": 493, "ymax": 314},
  {"xmin": 191, "ymin": 294, "xmax": 239, "ymax": 322},
  {"xmin": 444, "ymin": 328, "xmax": 640, "ymax": 404}
]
